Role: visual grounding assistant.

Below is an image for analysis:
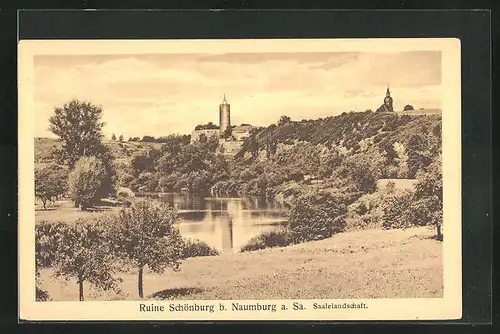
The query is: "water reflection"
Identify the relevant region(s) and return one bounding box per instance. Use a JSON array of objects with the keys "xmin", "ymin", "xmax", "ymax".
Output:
[{"xmin": 154, "ymin": 193, "xmax": 289, "ymax": 253}]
